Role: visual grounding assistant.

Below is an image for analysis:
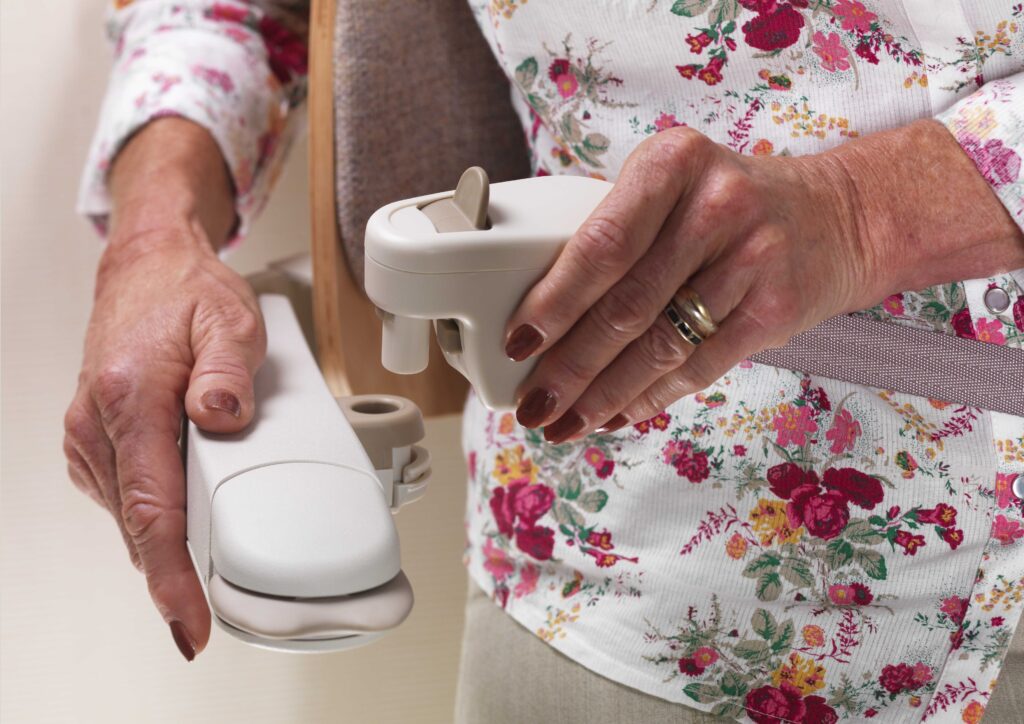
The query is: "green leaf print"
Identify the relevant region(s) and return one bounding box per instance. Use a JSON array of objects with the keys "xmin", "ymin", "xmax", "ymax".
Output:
[
  {"xmin": 854, "ymin": 547, "xmax": 888, "ymax": 580},
  {"xmin": 824, "ymin": 538, "xmax": 855, "ymax": 569},
  {"xmin": 845, "ymin": 518, "xmax": 885, "ymax": 545},
  {"xmin": 582, "ymin": 132, "xmax": 610, "ymax": 153},
  {"xmin": 779, "ymin": 559, "xmax": 814, "ymax": 588},
  {"xmin": 515, "ymin": 57, "xmax": 538, "ymax": 88},
  {"xmin": 558, "ymin": 474, "xmax": 582, "ymax": 501},
  {"xmin": 772, "ymin": 620, "xmax": 795, "ymax": 653},
  {"xmin": 733, "ymin": 638, "xmax": 770, "ymax": 662},
  {"xmin": 578, "ymin": 489, "xmax": 609, "ymax": 513},
  {"xmin": 553, "ymin": 500, "xmax": 587, "ymax": 529},
  {"xmin": 742, "ymin": 552, "xmax": 780, "ymax": 578},
  {"xmin": 719, "ymin": 671, "xmax": 749, "ymax": 697},
  {"xmin": 670, "ymin": 0, "xmax": 713, "ymax": 17},
  {"xmin": 751, "ymin": 608, "xmax": 777, "ymax": 640},
  {"xmin": 756, "ymin": 572, "xmax": 782, "ymax": 601},
  {"xmin": 709, "ymin": 0, "xmax": 740, "ymax": 24},
  {"xmin": 683, "ymin": 682, "xmax": 723, "ymax": 704}
]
